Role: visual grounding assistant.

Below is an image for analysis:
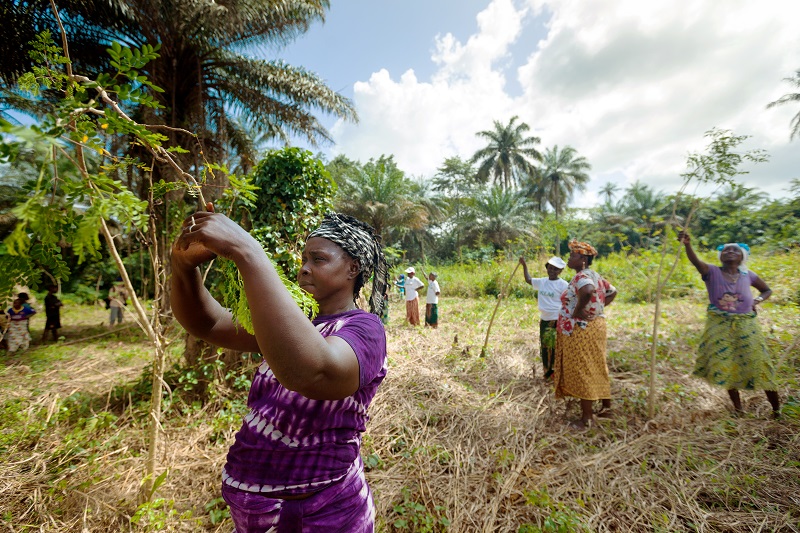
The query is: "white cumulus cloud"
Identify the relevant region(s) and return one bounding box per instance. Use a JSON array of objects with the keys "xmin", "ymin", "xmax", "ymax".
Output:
[{"xmin": 331, "ymin": 0, "xmax": 800, "ymax": 205}]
